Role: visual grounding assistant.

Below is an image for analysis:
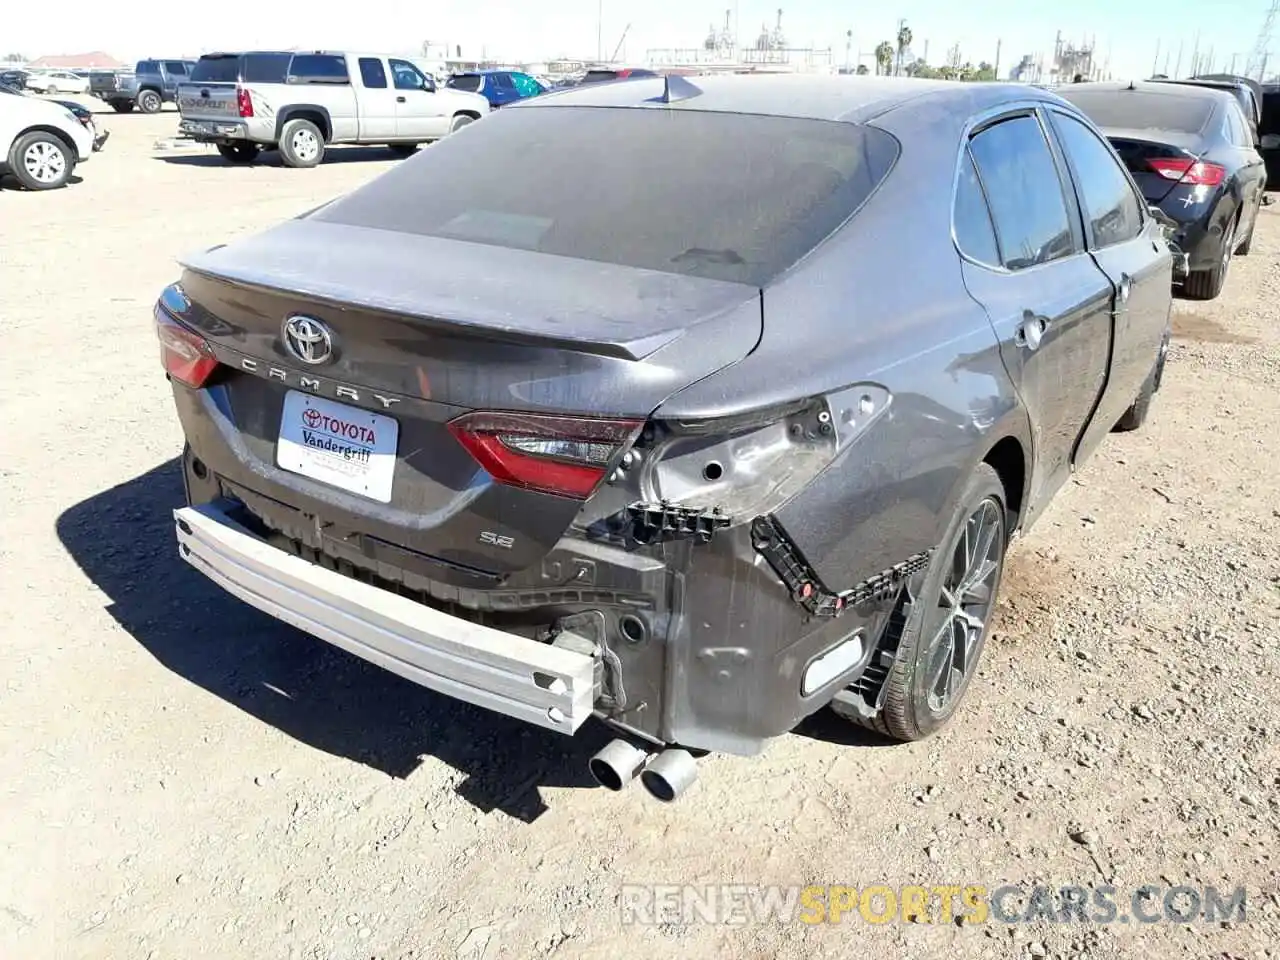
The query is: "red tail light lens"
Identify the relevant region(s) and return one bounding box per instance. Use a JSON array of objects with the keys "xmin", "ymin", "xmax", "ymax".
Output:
[
  {"xmin": 155, "ymin": 309, "xmax": 219, "ymax": 389},
  {"xmin": 1147, "ymin": 157, "xmax": 1226, "ymax": 186},
  {"xmin": 448, "ymin": 412, "xmax": 643, "ymax": 499},
  {"xmin": 236, "ymin": 86, "xmax": 254, "ymax": 118}
]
